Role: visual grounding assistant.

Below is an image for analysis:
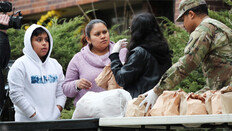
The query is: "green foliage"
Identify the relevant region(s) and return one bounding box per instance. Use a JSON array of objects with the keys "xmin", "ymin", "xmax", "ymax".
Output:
[
  {"xmin": 209, "ymin": 10, "xmax": 232, "ymax": 29},
  {"xmin": 109, "ymin": 24, "xmax": 130, "ymax": 42},
  {"xmin": 7, "ymin": 28, "xmax": 25, "ymax": 60},
  {"xmin": 208, "ymin": 0, "xmax": 232, "ymax": 29},
  {"xmin": 224, "ymin": 0, "xmax": 232, "ymax": 6},
  {"xmin": 60, "ymin": 108, "xmax": 74, "ymax": 119},
  {"xmin": 158, "ymin": 17, "xmax": 188, "ymax": 62},
  {"xmin": 48, "ymin": 17, "xmax": 85, "ymax": 72},
  {"xmin": 7, "ymin": 16, "xmax": 85, "ymax": 73}
]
